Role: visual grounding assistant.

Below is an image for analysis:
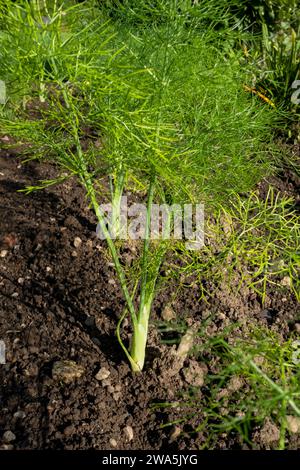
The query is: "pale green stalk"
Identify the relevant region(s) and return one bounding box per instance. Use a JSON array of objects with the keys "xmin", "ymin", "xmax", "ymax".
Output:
[
  {"xmin": 130, "ymin": 176, "xmax": 156, "ymax": 372},
  {"xmin": 110, "ymin": 167, "xmax": 126, "ymax": 239},
  {"xmin": 128, "ymin": 23, "xmax": 171, "ymax": 371},
  {"xmin": 86, "ymin": 176, "xmax": 138, "ymax": 328}
]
